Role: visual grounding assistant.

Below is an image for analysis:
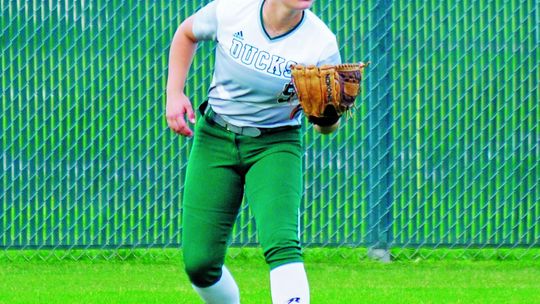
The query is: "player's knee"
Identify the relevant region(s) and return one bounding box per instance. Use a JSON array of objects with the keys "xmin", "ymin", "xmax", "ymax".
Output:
[
  {"xmin": 264, "ymin": 241, "xmax": 303, "ymax": 269},
  {"xmin": 183, "ymin": 255, "xmax": 223, "ymax": 287}
]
